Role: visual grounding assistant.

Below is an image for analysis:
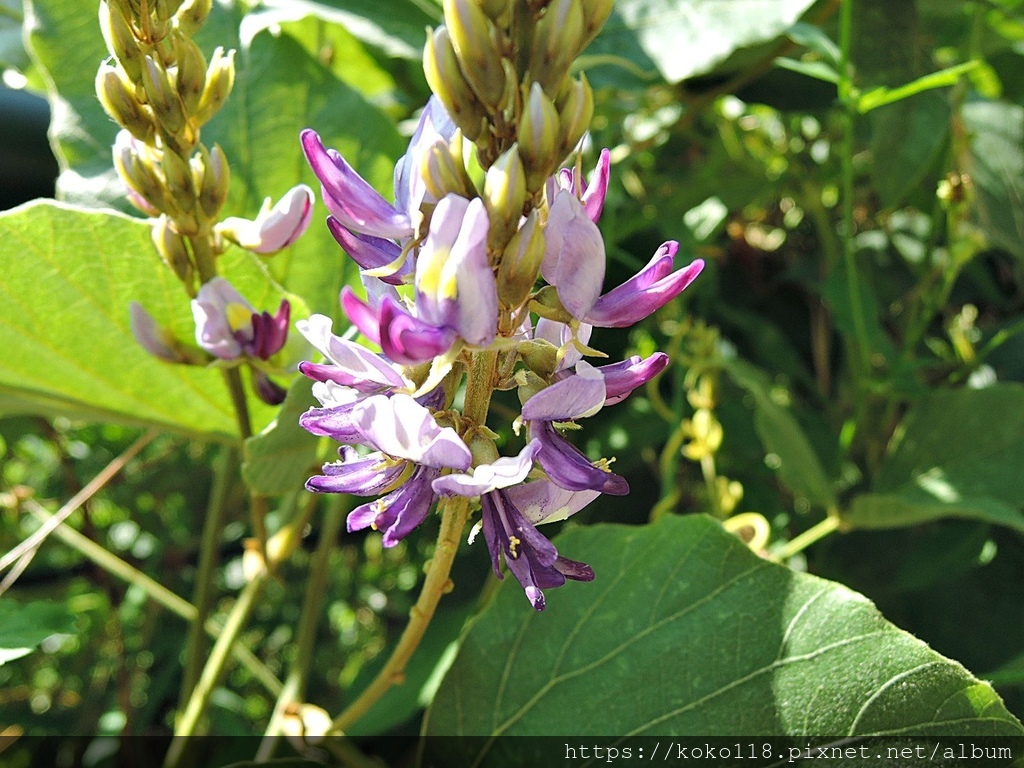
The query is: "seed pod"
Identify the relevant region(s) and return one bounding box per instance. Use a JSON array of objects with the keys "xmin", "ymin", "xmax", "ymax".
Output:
[
  {"xmin": 497, "ymin": 209, "xmax": 545, "ymax": 309},
  {"xmin": 423, "ymin": 26, "xmax": 488, "ymax": 141},
  {"xmin": 195, "ymin": 143, "xmax": 229, "ymax": 219},
  {"xmin": 96, "ymin": 63, "xmax": 154, "ymax": 141},
  {"xmin": 151, "ymin": 215, "xmax": 193, "ymax": 282},
  {"xmin": 527, "ymin": 0, "xmax": 584, "ymax": 97},
  {"xmin": 194, "ymin": 47, "xmax": 235, "ymax": 126},
  {"xmin": 517, "ymin": 82, "xmax": 561, "ymax": 192},
  {"xmin": 483, "ymin": 144, "xmax": 527, "ymax": 253},
  {"xmin": 142, "ymin": 55, "xmax": 186, "ymax": 135},
  {"xmin": 443, "ymin": 0, "xmax": 506, "ymax": 111},
  {"xmin": 174, "ymin": 36, "xmax": 207, "ymax": 116},
  {"xmin": 555, "ymin": 74, "xmax": 593, "ymax": 157}
]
